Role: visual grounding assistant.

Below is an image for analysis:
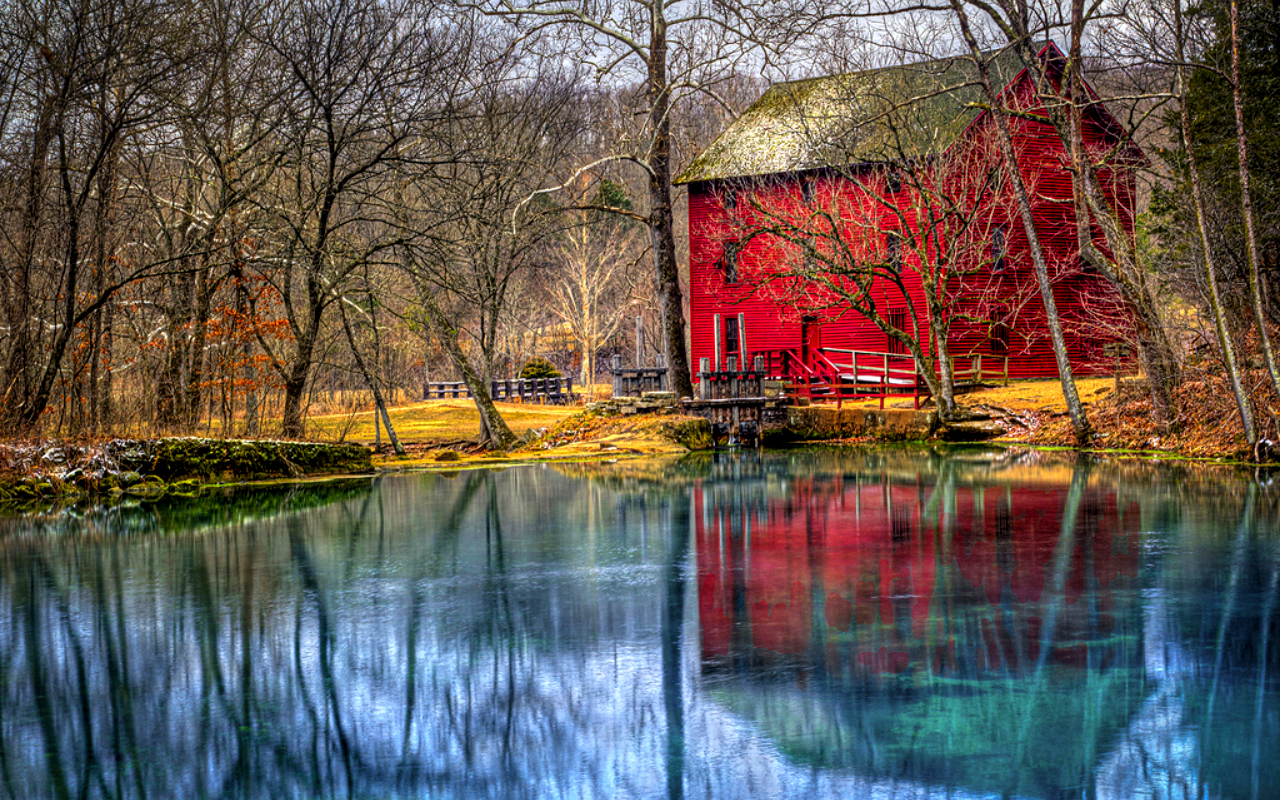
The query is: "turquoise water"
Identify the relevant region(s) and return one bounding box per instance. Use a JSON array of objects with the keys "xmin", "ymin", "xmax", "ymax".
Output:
[{"xmin": 0, "ymin": 449, "xmax": 1275, "ymax": 799}]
